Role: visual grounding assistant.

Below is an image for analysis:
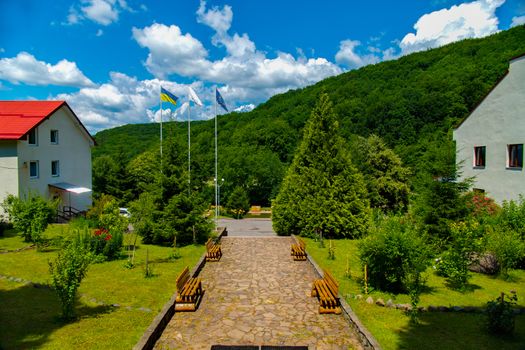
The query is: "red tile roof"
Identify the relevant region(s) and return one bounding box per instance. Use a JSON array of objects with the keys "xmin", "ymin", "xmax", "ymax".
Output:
[{"xmin": 0, "ymin": 101, "xmax": 65, "ymax": 140}]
